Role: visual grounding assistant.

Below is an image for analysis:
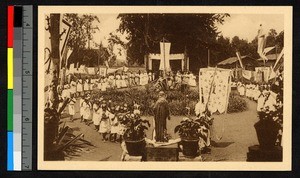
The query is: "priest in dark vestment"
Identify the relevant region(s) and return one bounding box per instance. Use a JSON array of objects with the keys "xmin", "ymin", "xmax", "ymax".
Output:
[{"xmin": 153, "ymin": 91, "xmax": 170, "ymax": 142}]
